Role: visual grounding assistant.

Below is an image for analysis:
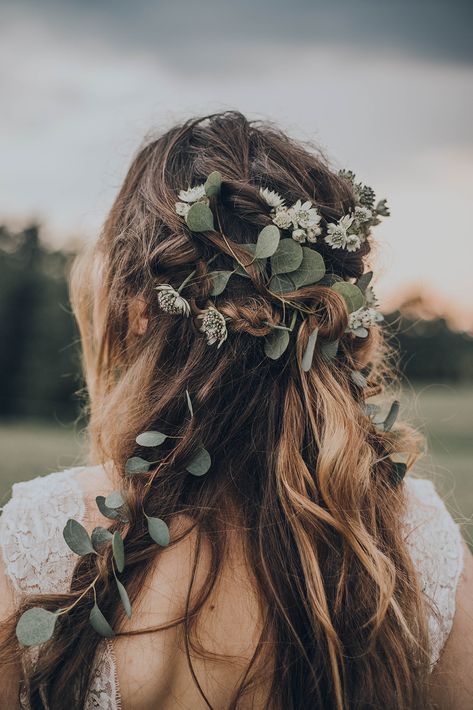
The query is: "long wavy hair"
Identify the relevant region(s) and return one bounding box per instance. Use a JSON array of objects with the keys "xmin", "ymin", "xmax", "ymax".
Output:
[{"xmin": 2, "ymin": 111, "xmax": 432, "ymax": 709}]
